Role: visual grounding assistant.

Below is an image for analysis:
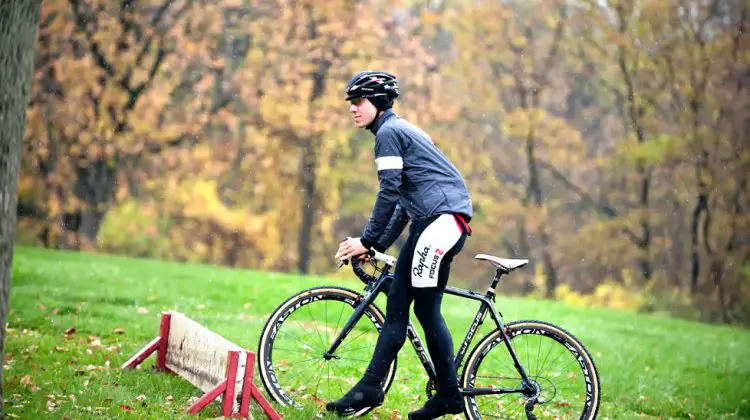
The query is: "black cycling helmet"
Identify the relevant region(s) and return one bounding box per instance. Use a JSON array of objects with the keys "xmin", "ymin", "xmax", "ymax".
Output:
[{"xmin": 345, "ymin": 71, "xmax": 400, "ymax": 101}]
